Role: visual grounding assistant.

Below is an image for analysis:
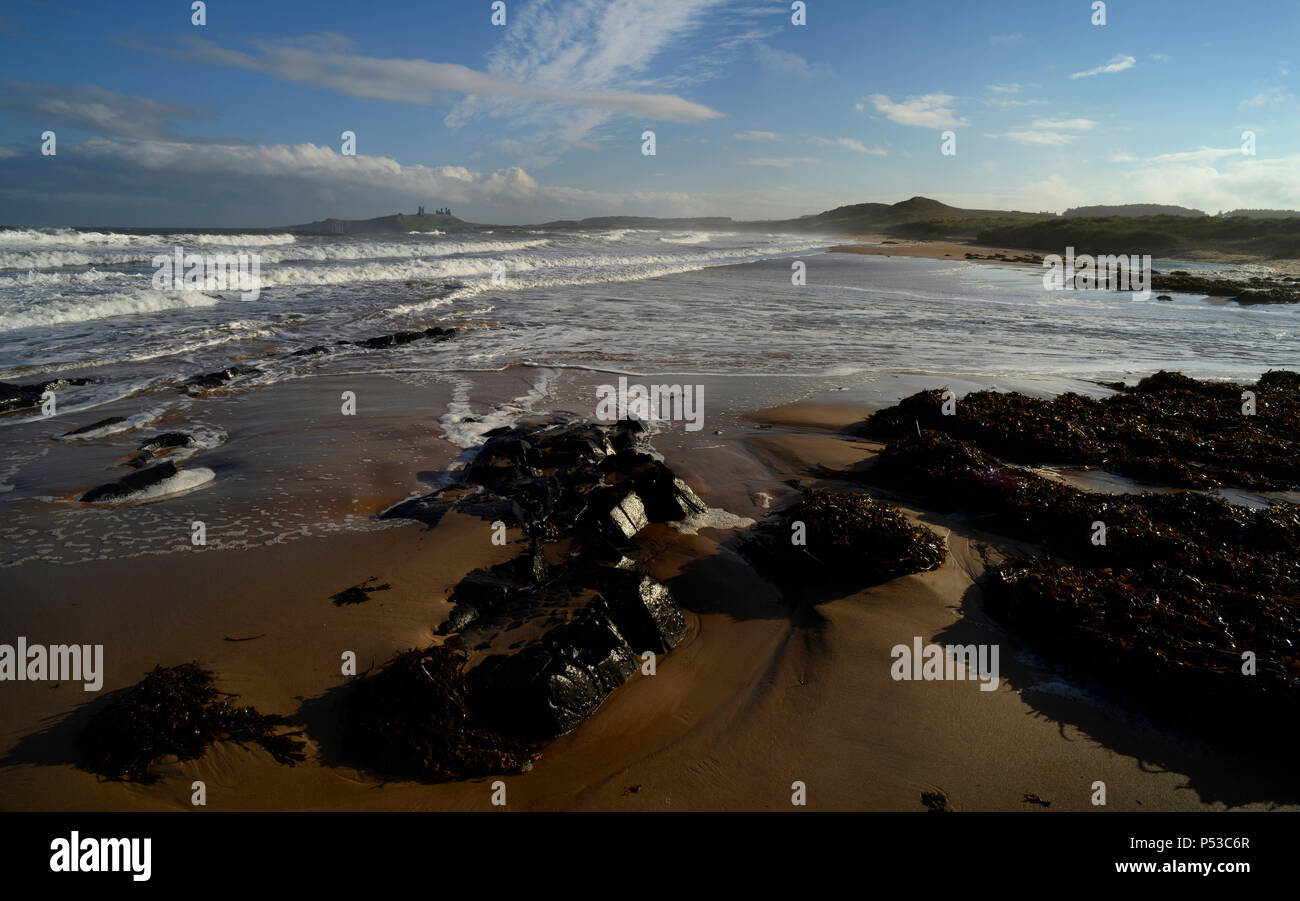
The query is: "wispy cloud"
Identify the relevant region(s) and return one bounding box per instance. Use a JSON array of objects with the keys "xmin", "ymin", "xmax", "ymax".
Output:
[
  {"xmin": 1070, "ymin": 54, "xmax": 1136, "ymax": 79},
  {"xmin": 0, "ymin": 81, "xmax": 218, "ymax": 139},
  {"xmin": 752, "ymin": 42, "xmax": 827, "ymax": 80},
  {"xmin": 164, "ymin": 36, "xmax": 722, "ymax": 123},
  {"xmin": 865, "ymin": 93, "xmax": 968, "ymax": 128},
  {"xmin": 1147, "ymin": 146, "xmax": 1241, "ymax": 164},
  {"xmin": 734, "ymin": 130, "xmax": 779, "ymax": 141},
  {"xmin": 808, "ymin": 135, "xmax": 886, "ymax": 155},
  {"xmin": 1002, "ymin": 117, "xmax": 1095, "ymax": 145},
  {"xmin": 444, "ymin": 0, "xmax": 752, "ymax": 162},
  {"xmin": 742, "ymin": 157, "xmax": 819, "ymax": 167},
  {"xmin": 989, "ymin": 33, "xmax": 1025, "ymax": 49}
]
